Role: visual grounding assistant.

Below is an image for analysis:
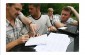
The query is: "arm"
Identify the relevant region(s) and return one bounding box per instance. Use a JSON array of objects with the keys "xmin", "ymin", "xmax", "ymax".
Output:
[
  {"xmin": 54, "ymin": 21, "xmax": 66, "ymax": 28},
  {"xmin": 72, "ymin": 21, "xmax": 78, "ymax": 26},
  {"xmin": 18, "ymin": 12, "xmax": 37, "ymax": 37},
  {"xmin": 53, "ymin": 16, "xmax": 66, "ymax": 28},
  {"xmin": 68, "ymin": 6, "xmax": 79, "ymax": 21},
  {"xmin": 46, "ymin": 15, "xmax": 57, "ymax": 31},
  {"xmin": 6, "ymin": 35, "xmax": 29, "ymax": 51},
  {"xmin": 18, "ymin": 12, "xmax": 32, "ymax": 25},
  {"xmin": 48, "ymin": 26, "xmax": 57, "ymax": 31},
  {"xmin": 6, "ymin": 39, "xmax": 19, "ymax": 51},
  {"xmin": 68, "ymin": 18, "xmax": 78, "ymax": 26}
]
